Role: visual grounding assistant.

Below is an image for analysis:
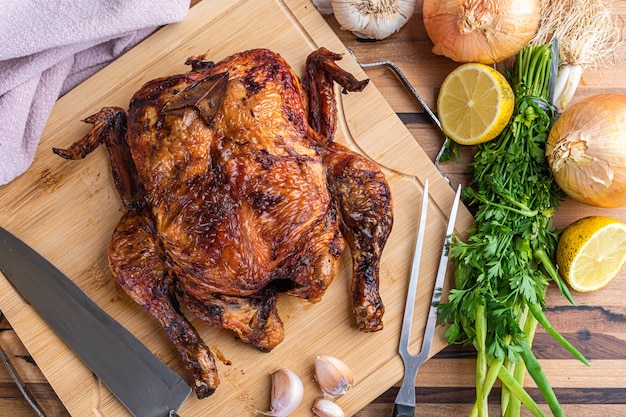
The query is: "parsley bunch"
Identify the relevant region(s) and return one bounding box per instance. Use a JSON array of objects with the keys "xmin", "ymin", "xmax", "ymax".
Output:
[{"xmin": 439, "ymin": 44, "xmax": 588, "ymax": 417}]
